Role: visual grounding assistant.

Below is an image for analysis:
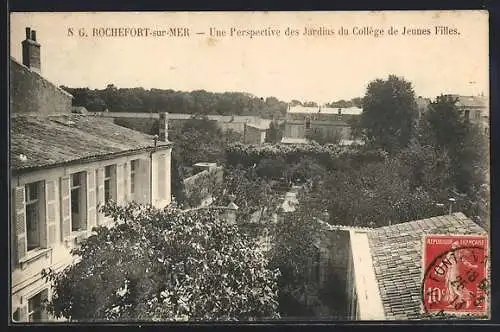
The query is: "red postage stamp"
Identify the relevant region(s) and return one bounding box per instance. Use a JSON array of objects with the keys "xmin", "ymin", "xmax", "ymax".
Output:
[{"xmin": 422, "ymin": 235, "xmax": 489, "ymax": 316}]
